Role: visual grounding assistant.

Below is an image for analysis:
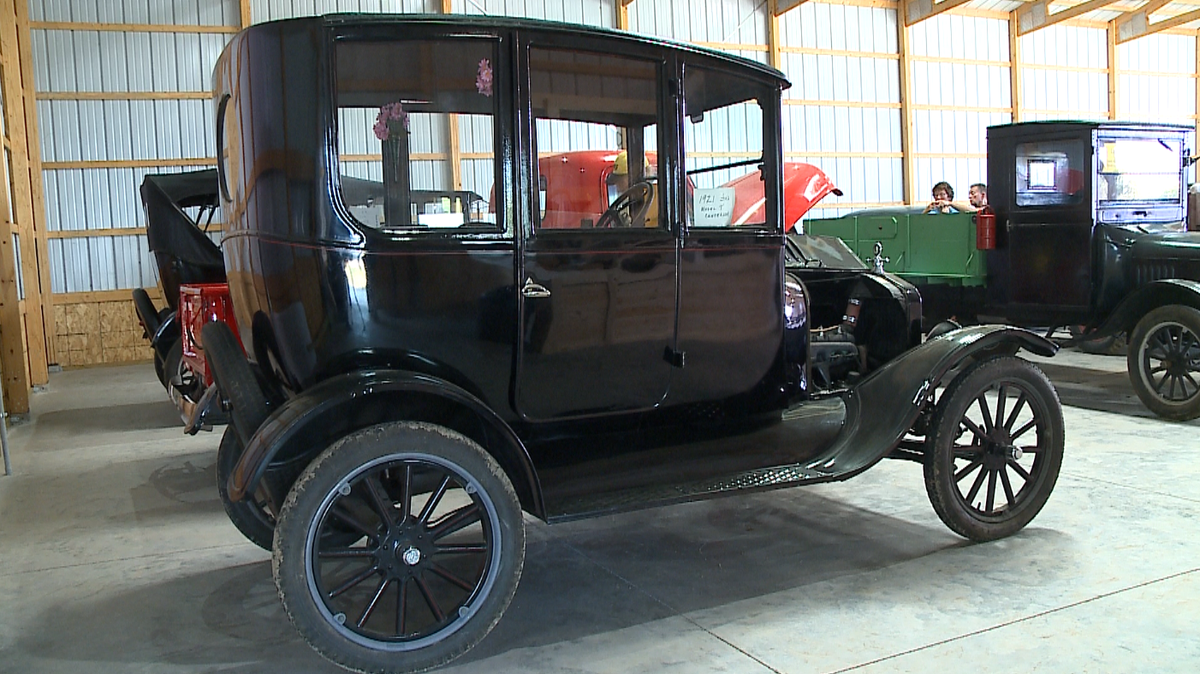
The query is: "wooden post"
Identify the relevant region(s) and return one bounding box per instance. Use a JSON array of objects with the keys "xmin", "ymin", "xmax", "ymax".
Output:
[
  {"xmin": 617, "ymin": 0, "xmax": 630, "ymax": 31},
  {"xmin": 0, "ymin": 0, "xmax": 35, "ymax": 413},
  {"xmin": 767, "ymin": 0, "xmax": 782, "ymax": 70},
  {"xmin": 240, "ymin": 0, "xmax": 251, "ymax": 28},
  {"xmin": 442, "ymin": 0, "xmax": 462, "ymax": 191},
  {"xmin": 1107, "ymin": 19, "xmax": 1118, "ymax": 119},
  {"xmin": 898, "ymin": 11, "xmax": 916, "ymax": 204},
  {"xmin": 1009, "ymin": 9, "xmax": 1021, "ymax": 123},
  {"xmin": 14, "ymin": 0, "xmax": 52, "ymax": 381}
]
